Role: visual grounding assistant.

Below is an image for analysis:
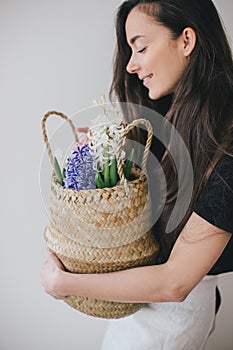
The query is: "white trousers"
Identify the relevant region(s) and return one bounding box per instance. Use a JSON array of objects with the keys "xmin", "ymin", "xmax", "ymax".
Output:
[{"xmin": 100, "ymin": 276, "xmax": 217, "ymax": 350}]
